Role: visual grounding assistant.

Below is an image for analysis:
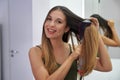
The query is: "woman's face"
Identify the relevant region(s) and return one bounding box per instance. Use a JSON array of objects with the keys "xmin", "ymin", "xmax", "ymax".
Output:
[{"xmin": 44, "ymin": 10, "xmax": 69, "ymax": 40}]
